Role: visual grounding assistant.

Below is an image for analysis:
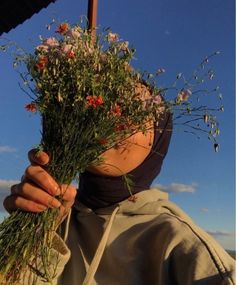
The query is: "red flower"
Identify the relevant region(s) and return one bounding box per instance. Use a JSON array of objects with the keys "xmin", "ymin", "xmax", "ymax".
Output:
[
  {"xmin": 96, "ymin": 96, "xmax": 104, "ymax": 106},
  {"xmin": 98, "ymin": 138, "xmax": 108, "ymax": 145},
  {"xmin": 111, "ymin": 104, "xmax": 122, "ymax": 117},
  {"xmin": 114, "ymin": 124, "xmax": 126, "ymax": 132},
  {"xmin": 25, "ymin": 103, "xmax": 37, "ymax": 112},
  {"xmin": 35, "ymin": 56, "xmax": 48, "ymax": 71},
  {"xmin": 56, "ymin": 23, "xmax": 69, "ymax": 34},
  {"xmin": 128, "ymin": 195, "xmax": 138, "ymax": 203},
  {"xmin": 86, "ymin": 95, "xmax": 94, "ymax": 106},
  {"xmin": 86, "ymin": 95, "xmax": 104, "ymax": 108},
  {"xmin": 67, "ymin": 50, "xmax": 76, "ymax": 59}
]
